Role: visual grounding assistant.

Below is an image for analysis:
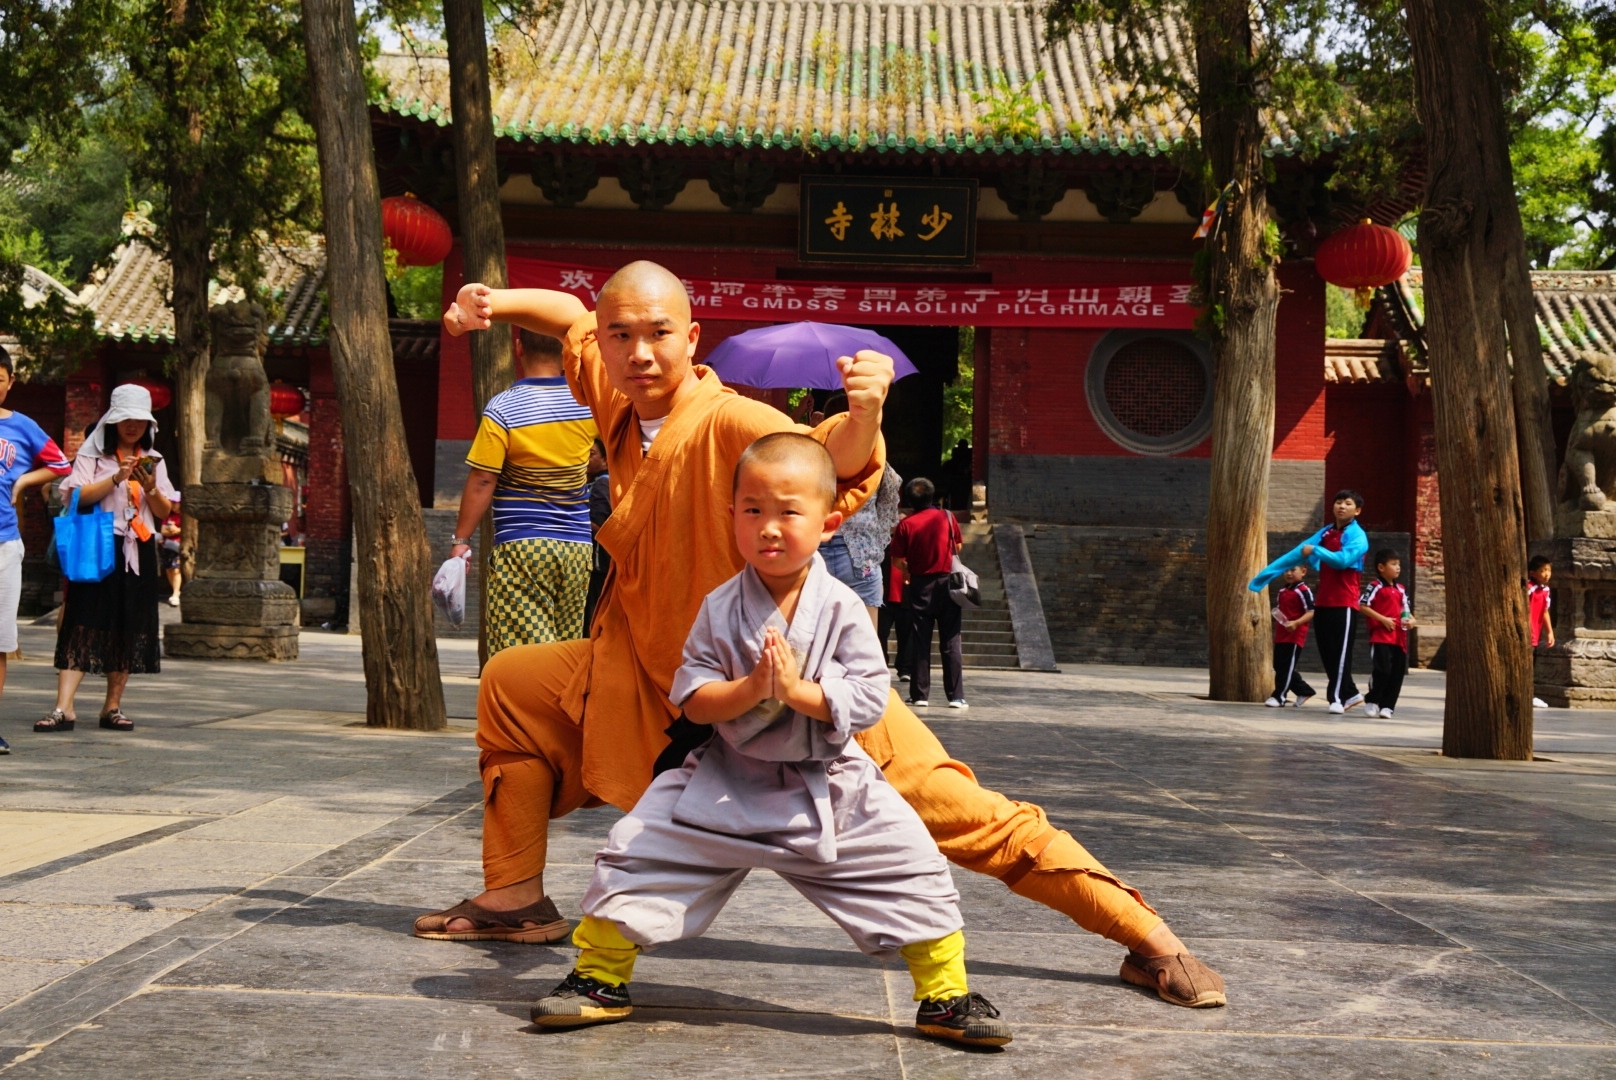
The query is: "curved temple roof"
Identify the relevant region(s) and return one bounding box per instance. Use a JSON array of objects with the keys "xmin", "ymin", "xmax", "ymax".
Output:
[
  {"xmin": 373, "ymin": 0, "xmax": 1337, "ymax": 157},
  {"xmin": 87, "ymin": 243, "xmax": 328, "ymax": 347}
]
